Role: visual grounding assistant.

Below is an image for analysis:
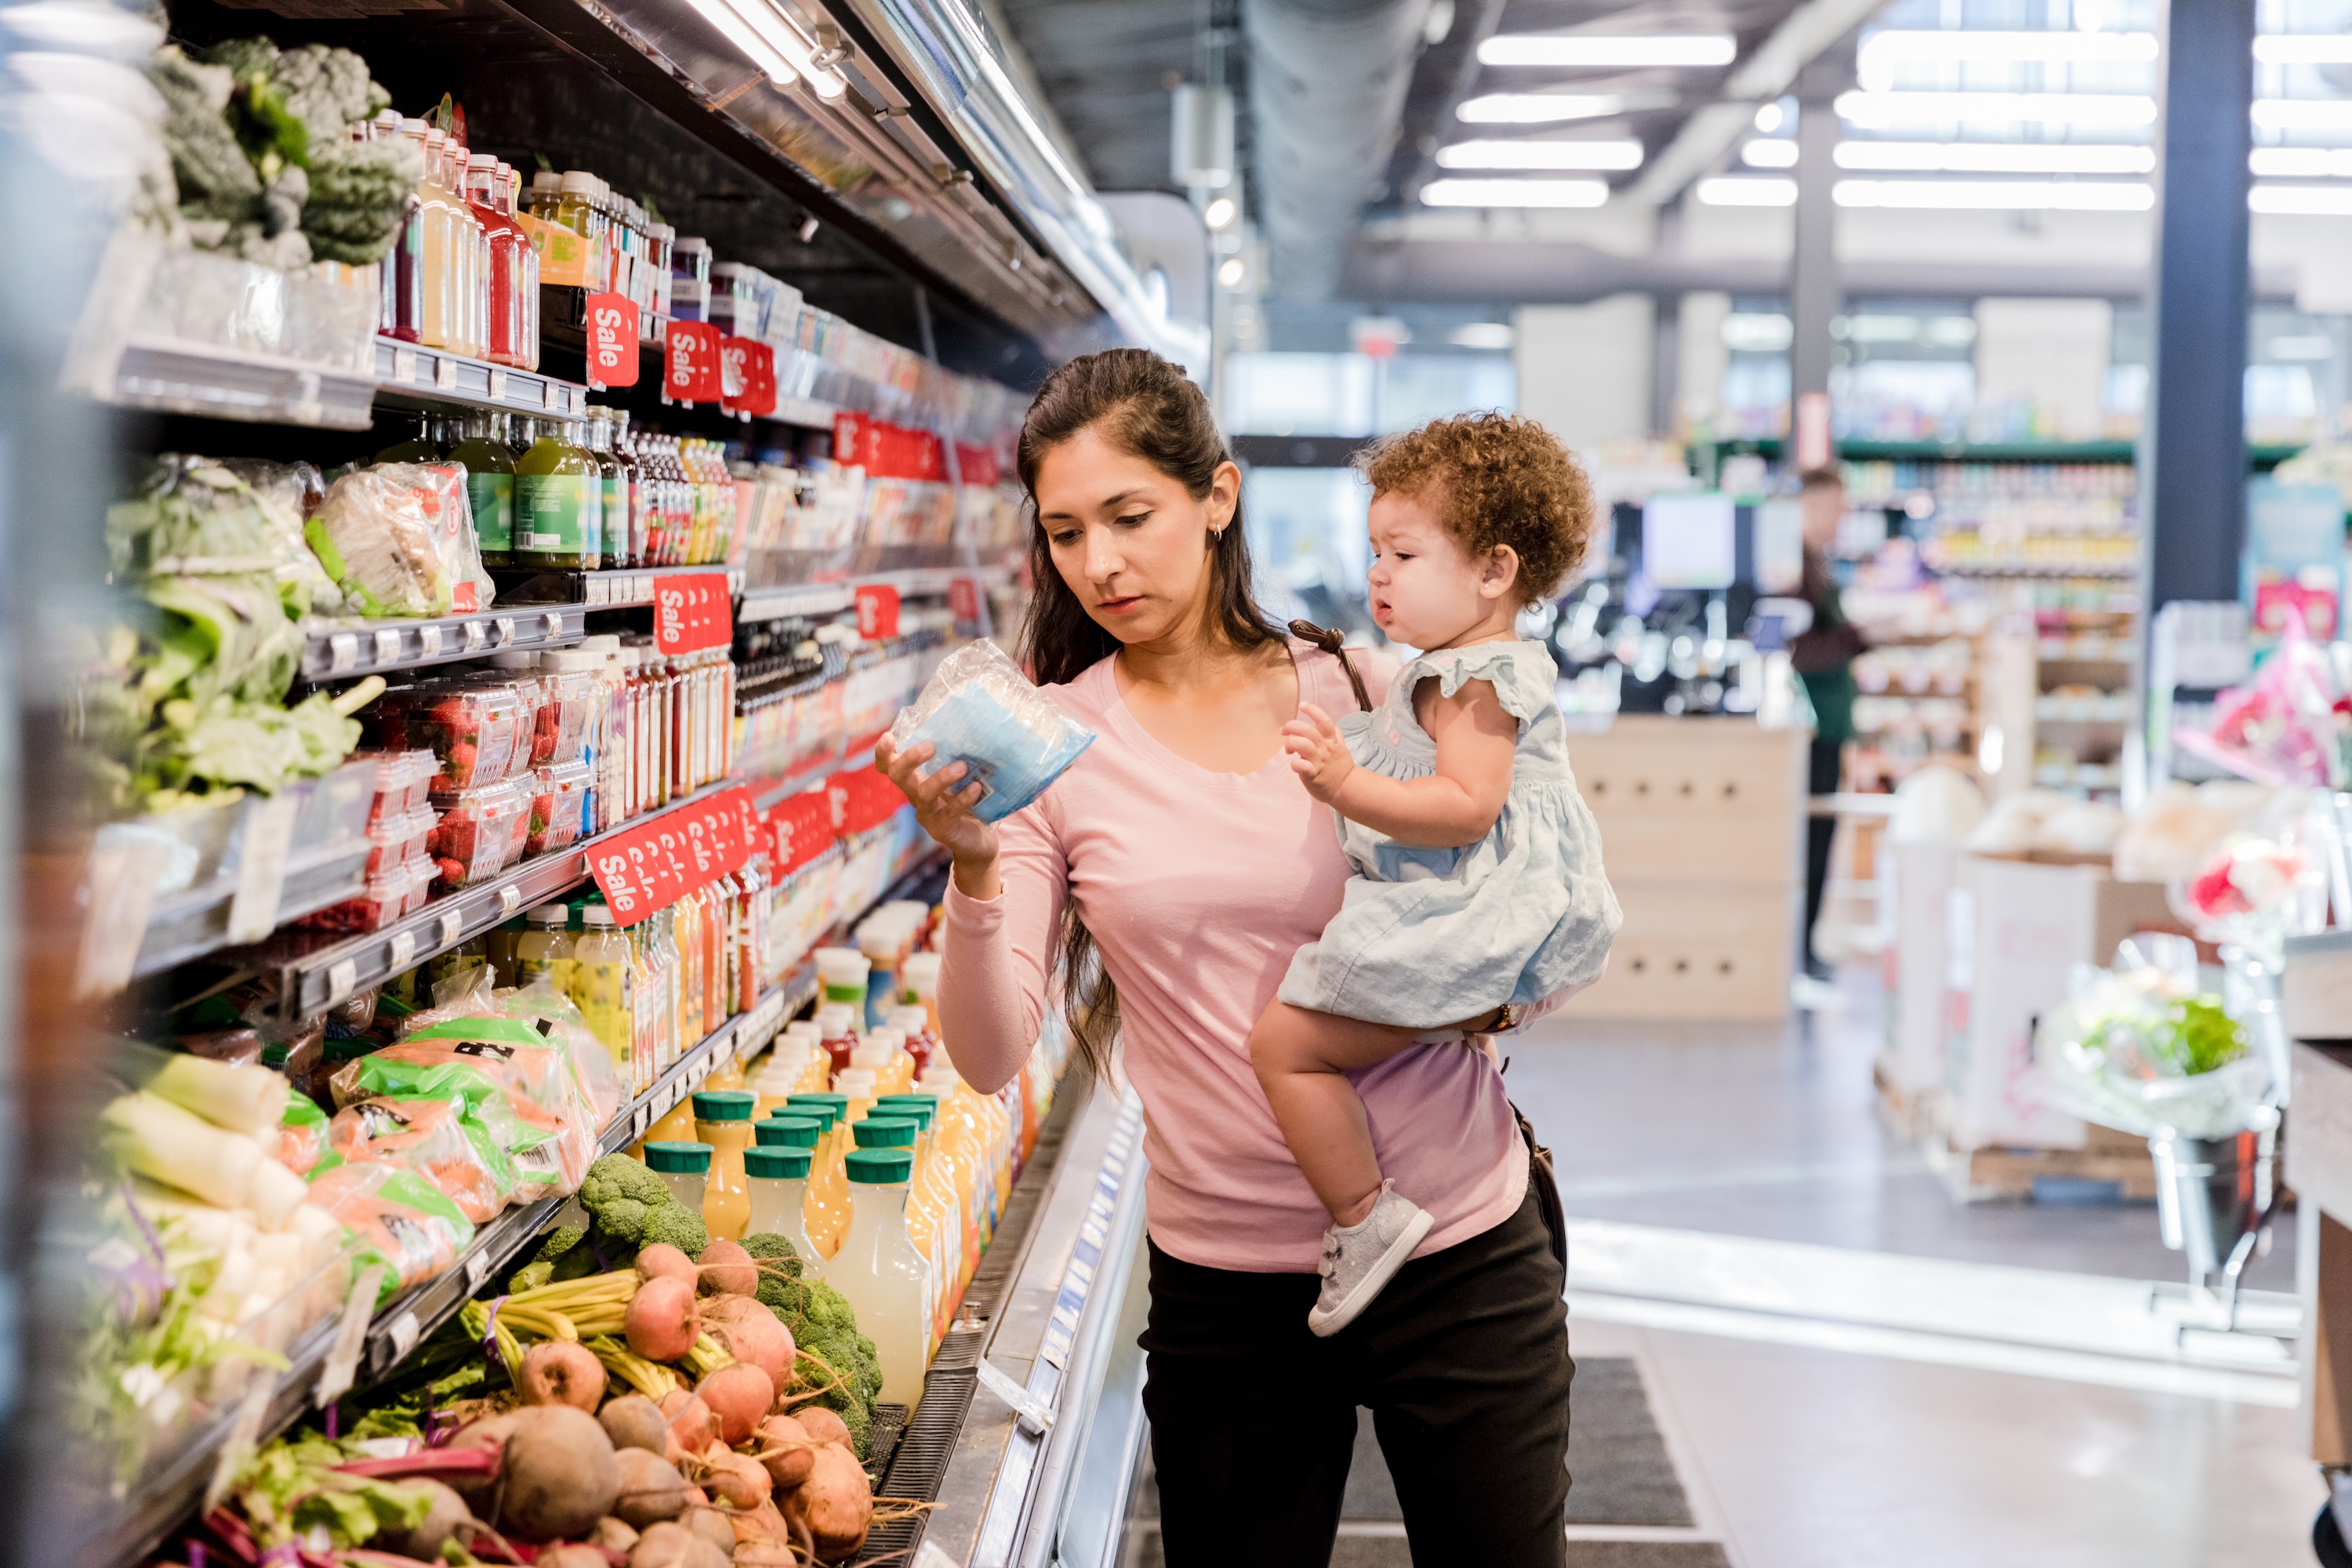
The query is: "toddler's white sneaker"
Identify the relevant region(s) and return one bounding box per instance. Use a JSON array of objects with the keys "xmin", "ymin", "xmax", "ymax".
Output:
[{"xmin": 1308, "ymin": 1181, "xmax": 1434, "ymax": 1338}]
